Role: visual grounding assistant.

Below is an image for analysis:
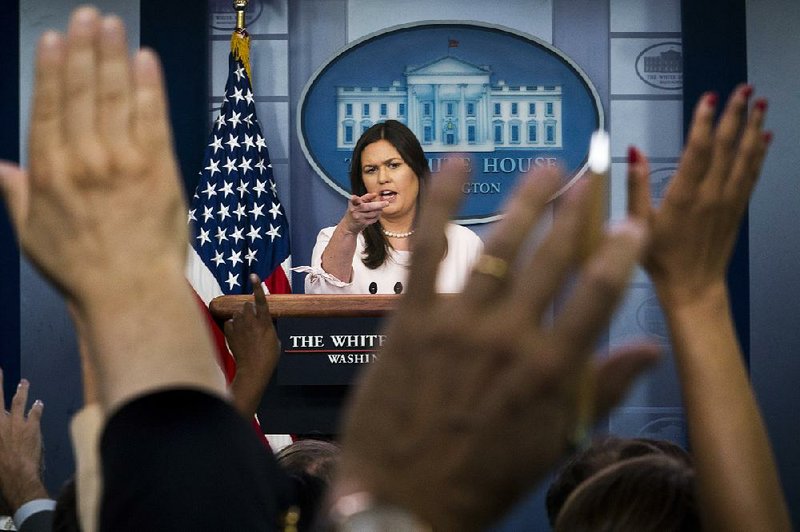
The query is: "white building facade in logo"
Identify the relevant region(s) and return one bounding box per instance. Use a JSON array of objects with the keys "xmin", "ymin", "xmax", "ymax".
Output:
[{"xmin": 336, "ymin": 55, "xmax": 562, "ymax": 152}]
